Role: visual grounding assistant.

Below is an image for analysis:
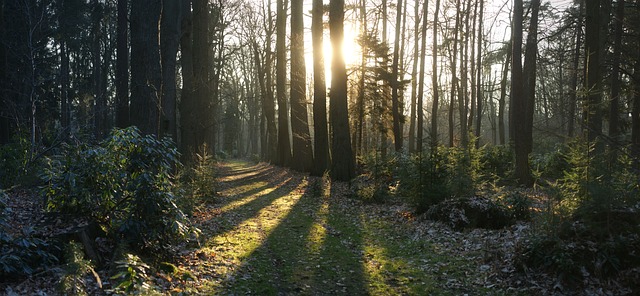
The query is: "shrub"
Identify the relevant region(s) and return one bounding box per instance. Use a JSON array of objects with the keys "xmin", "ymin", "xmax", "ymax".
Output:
[
  {"xmin": 408, "ymin": 150, "xmax": 451, "ymax": 213},
  {"xmin": 477, "ymin": 145, "xmax": 513, "ymax": 184},
  {"xmin": 501, "ymin": 190, "xmax": 533, "ymax": 221},
  {"xmin": 41, "ymin": 127, "xmax": 198, "ymax": 254},
  {"xmin": 0, "ymin": 135, "xmax": 36, "ymax": 188}
]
